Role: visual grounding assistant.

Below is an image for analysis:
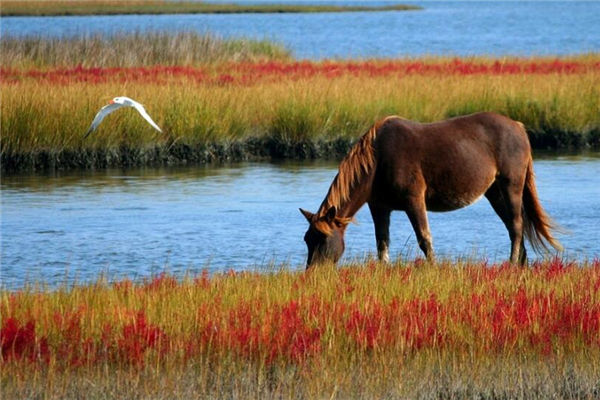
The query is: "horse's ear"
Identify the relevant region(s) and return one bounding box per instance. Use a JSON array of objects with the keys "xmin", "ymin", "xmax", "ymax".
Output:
[
  {"xmin": 299, "ymin": 208, "xmax": 314, "ymax": 222},
  {"xmin": 325, "ymin": 206, "xmax": 337, "ymax": 223}
]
